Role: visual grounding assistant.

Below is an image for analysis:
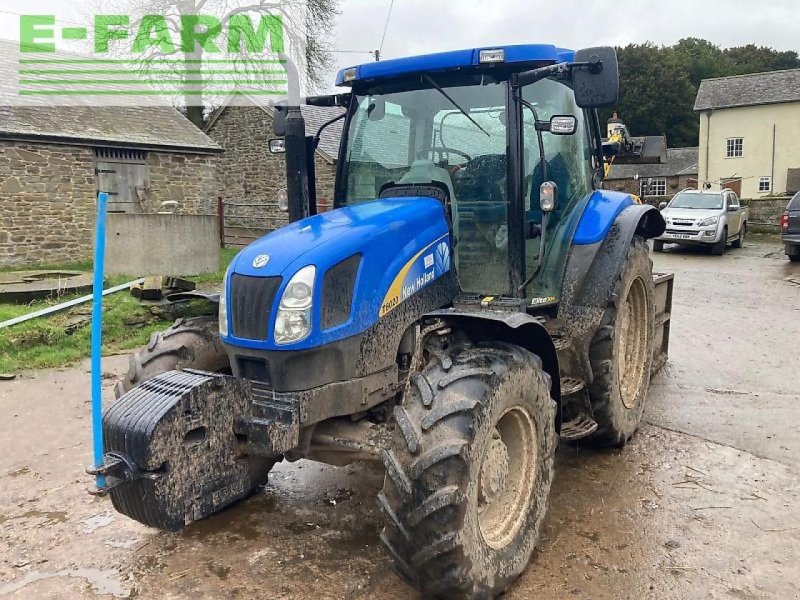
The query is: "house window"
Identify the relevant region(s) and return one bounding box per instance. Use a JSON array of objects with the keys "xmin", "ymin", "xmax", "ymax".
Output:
[
  {"xmin": 640, "ymin": 177, "xmax": 667, "ymax": 197},
  {"xmin": 726, "ymin": 138, "xmax": 743, "ymax": 158},
  {"xmin": 758, "ymin": 176, "xmax": 772, "ymax": 193}
]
